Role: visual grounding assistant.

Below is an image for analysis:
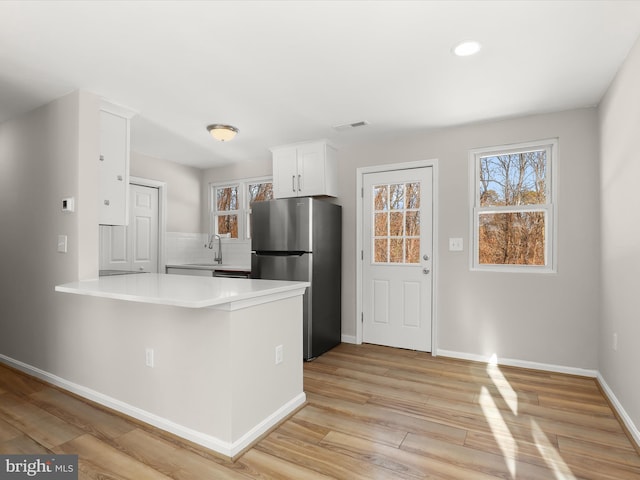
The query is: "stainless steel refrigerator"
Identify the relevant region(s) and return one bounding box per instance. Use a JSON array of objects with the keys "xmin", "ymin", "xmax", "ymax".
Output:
[{"xmin": 251, "ymin": 198, "xmax": 341, "ymax": 360}]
